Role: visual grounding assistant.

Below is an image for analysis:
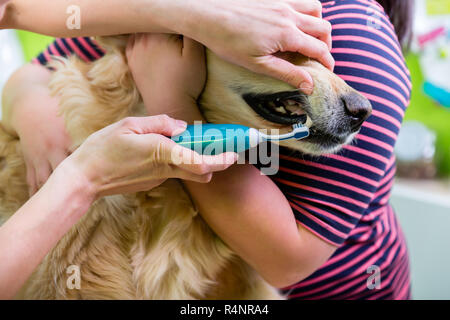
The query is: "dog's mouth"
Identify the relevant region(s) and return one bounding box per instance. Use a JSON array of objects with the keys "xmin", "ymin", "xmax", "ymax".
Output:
[
  {"xmin": 241, "ymin": 90, "xmax": 355, "ymax": 153},
  {"xmin": 307, "ymin": 128, "xmax": 348, "ymax": 146},
  {"xmin": 242, "ymin": 91, "xmax": 309, "ymax": 125}
]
